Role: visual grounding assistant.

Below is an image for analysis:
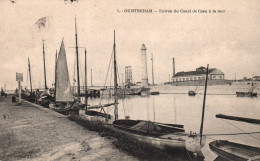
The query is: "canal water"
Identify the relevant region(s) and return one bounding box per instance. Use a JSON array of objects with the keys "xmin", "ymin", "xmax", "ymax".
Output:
[{"xmin": 85, "ymin": 85, "xmax": 260, "ymax": 160}]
